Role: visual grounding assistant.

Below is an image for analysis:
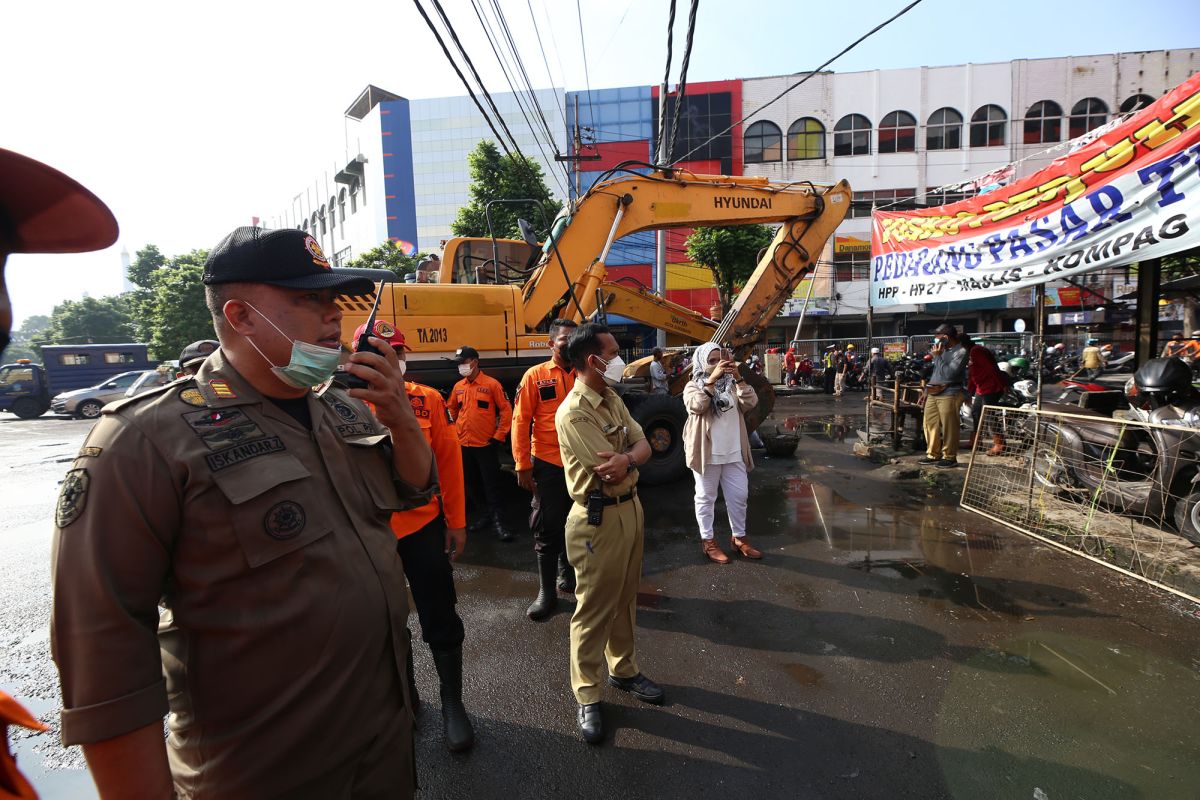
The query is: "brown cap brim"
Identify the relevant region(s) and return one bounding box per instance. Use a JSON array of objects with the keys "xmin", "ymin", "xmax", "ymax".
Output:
[{"xmin": 0, "ymin": 148, "xmax": 118, "ymax": 253}]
